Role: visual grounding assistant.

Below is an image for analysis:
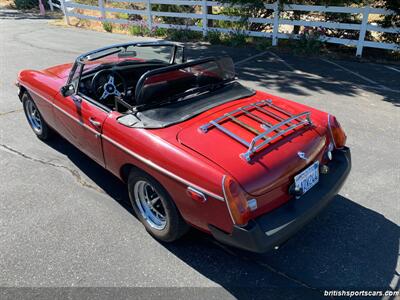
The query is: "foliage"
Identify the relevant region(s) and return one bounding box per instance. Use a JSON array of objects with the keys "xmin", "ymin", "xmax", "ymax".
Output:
[
  {"xmin": 214, "ymin": 7, "xmax": 249, "ymax": 31},
  {"xmin": 206, "ymin": 30, "xmax": 223, "ymax": 44},
  {"xmin": 220, "ymin": 0, "xmax": 398, "ymax": 44},
  {"xmin": 13, "ymin": 0, "xmax": 36, "ymax": 9},
  {"xmin": 102, "ymin": 21, "xmax": 113, "ymax": 33},
  {"xmin": 128, "ymin": 20, "xmax": 151, "ymax": 36},
  {"xmin": 153, "ymin": 27, "xmax": 168, "ymax": 37},
  {"xmin": 290, "ymin": 26, "xmax": 324, "ymax": 55},
  {"xmin": 219, "ymin": 0, "xmax": 273, "ymax": 32},
  {"xmin": 129, "ymin": 24, "xmax": 144, "ymax": 36},
  {"xmin": 165, "ymin": 28, "xmax": 203, "ymax": 42},
  {"xmin": 75, "ymin": 0, "xmax": 97, "ymax": 5},
  {"xmin": 126, "ymin": 20, "xmax": 167, "ymax": 37},
  {"xmin": 13, "ymin": 0, "xmax": 49, "ymax": 10},
  {"xmin": 254, "ymin": 37, "xmax": 272, "ymax": 51},
  {"xmin": 115, "ymin": 12, "xmax": 129, "ymax": 20},
  {"xmin": 152, "ymin": 4, "xmax": 196, "ymax": 26},
  {"xmin": 225, "ymin": 30, "xmax": 248, "ymax": 46},
  {"xmin": 378, "ymin": 0, "xmax": 400, "ymax": 45},
  {"xmin": 206, "ymin": 29, "xmax": 254, "ymax": 47}
]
